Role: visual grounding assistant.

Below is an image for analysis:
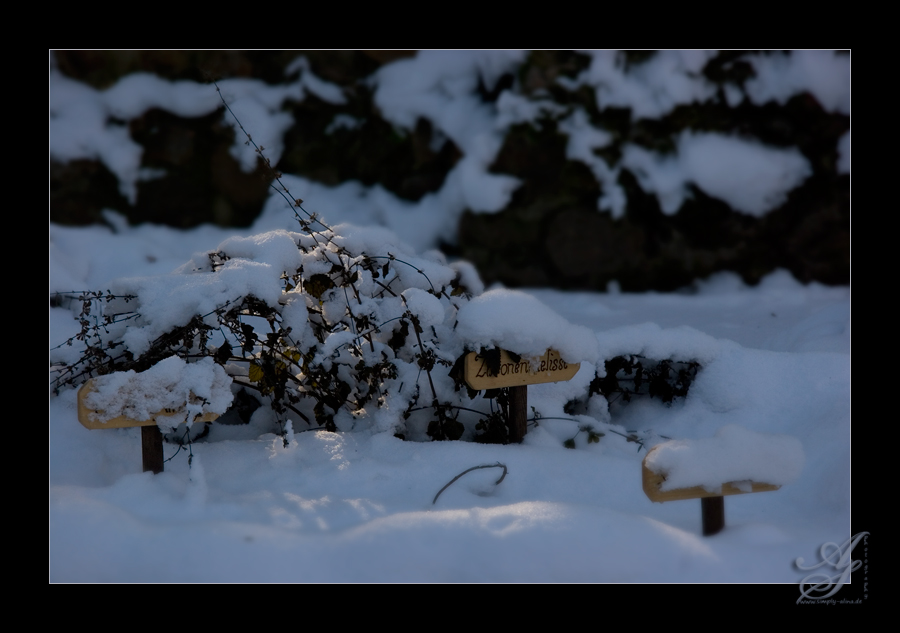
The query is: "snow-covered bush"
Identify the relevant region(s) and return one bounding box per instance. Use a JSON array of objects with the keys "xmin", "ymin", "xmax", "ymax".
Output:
[
  {"xmin": 50, "ymin": 217, "xmax": 491, "ymax": 442},
  {"xmin": 50, "ymin": 77, "xmax": 706, "ymax": 450},
  {"xmin": 49, "ymin": 211, "xmax": 701, "ymax": 448},
  {"xmin": 50, "ymin": 91, "xmax": 550, "ymax": 443}
]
